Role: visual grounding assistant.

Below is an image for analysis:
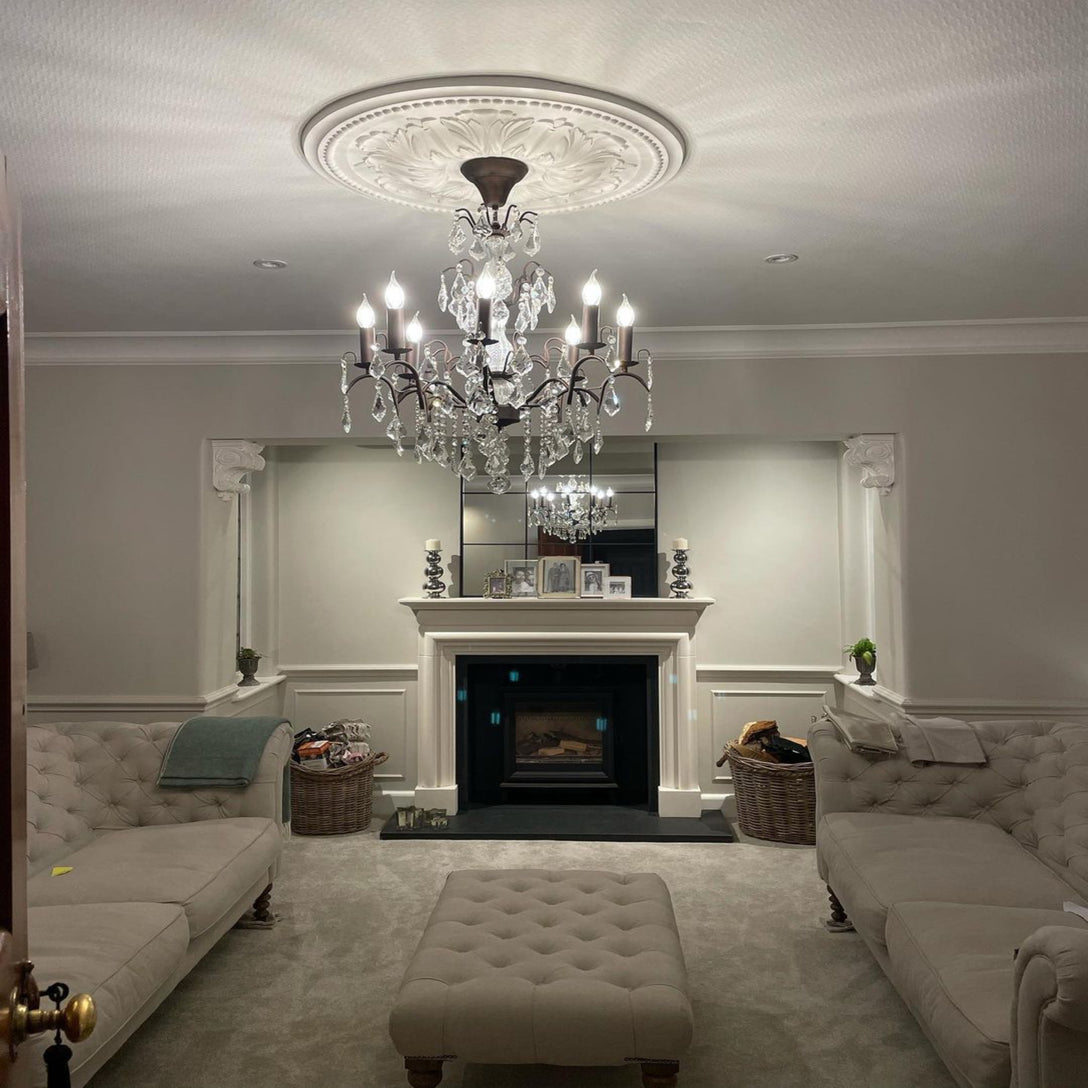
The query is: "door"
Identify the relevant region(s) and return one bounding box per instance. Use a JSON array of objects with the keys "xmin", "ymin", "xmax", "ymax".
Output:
[
  {"xmin": 0, "ymin": 147, "xmax": 30, "ymax": 1088},
  {"xmin": 0, "ymin": 151, "xmax": 94, "ymax": 1088}
]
